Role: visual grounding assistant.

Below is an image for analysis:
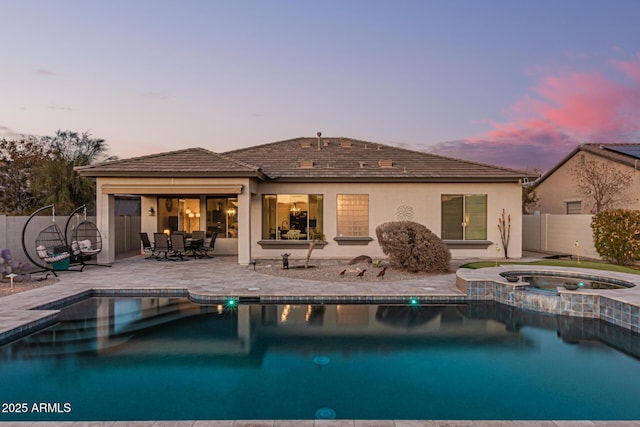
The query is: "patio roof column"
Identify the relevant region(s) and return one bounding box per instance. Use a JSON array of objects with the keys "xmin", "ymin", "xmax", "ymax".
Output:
[
  {"xmin": 96, "ymin": 192, "xmax": 116, "ymax": 265},
  {"xmin": 237, "ymin": 187, "xmax": 251, "ymax": 265}
]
